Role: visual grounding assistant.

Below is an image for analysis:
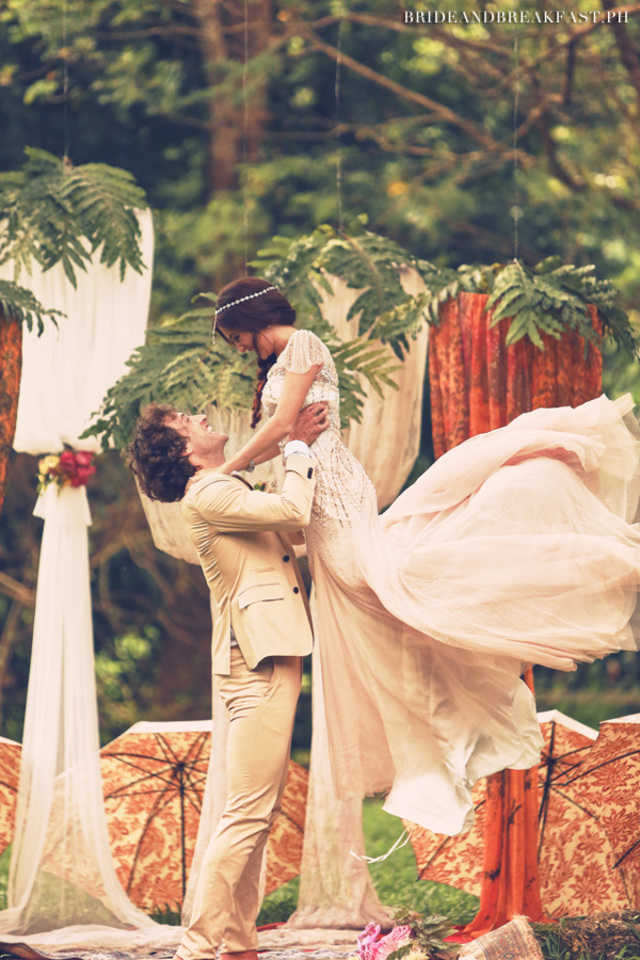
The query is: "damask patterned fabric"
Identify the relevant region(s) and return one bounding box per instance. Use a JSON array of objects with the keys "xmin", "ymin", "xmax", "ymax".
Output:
[{"xmin": 0, "ymin": 737, "xmax": 21, "ymax": 855}]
